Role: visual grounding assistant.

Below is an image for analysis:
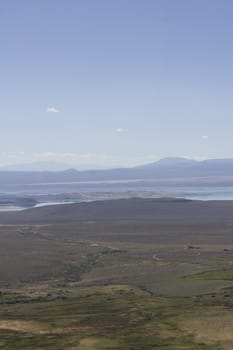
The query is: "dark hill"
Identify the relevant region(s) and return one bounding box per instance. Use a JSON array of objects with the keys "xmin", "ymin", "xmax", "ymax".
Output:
[{"xmin": 1, "ymin": 197, "xmax": 233, "ymax": 225}]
